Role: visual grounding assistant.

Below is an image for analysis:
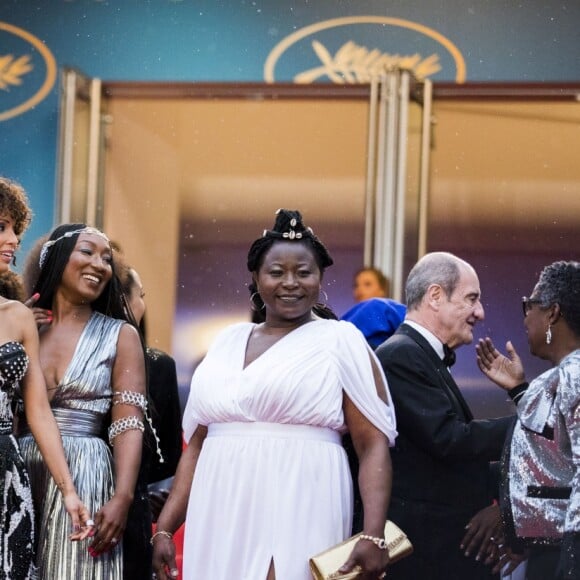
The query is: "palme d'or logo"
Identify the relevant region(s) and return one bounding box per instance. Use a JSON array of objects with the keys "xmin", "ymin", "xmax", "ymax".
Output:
[
  {"xmin": 0, "ymin": 54, "xmax": 33, "ymax": 89},
  {"xmin": 264, "ymin": 16, "xmax": 466, "ymax": 84},
  {"xmin": 0, "ymin": 22, "xmax": 56, "ymax": 122},
  {"xmin": 294, "ymin": 40, "xmax": 442, "ymax": 83}
]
